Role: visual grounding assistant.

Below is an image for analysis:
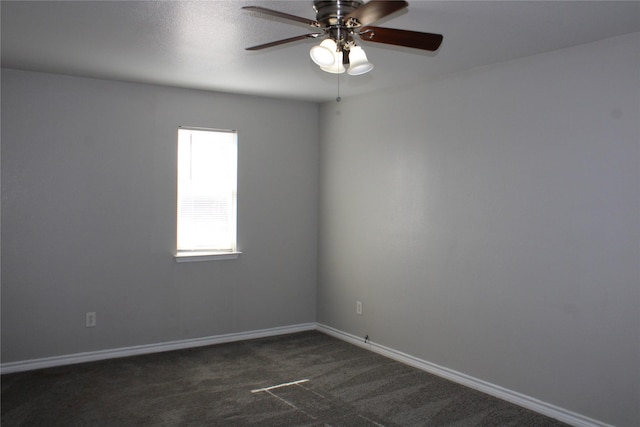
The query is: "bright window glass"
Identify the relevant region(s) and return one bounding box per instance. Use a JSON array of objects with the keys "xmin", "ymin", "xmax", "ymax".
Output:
[{"xmin": 177, "ymin": 127, "xmax": 237, "ymax": 253}]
